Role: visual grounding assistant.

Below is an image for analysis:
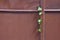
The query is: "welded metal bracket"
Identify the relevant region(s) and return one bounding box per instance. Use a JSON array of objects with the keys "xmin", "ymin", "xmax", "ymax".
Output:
[{"xmin": 37, "ymin": 6, "xmax": 42, "ymax": 32}]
